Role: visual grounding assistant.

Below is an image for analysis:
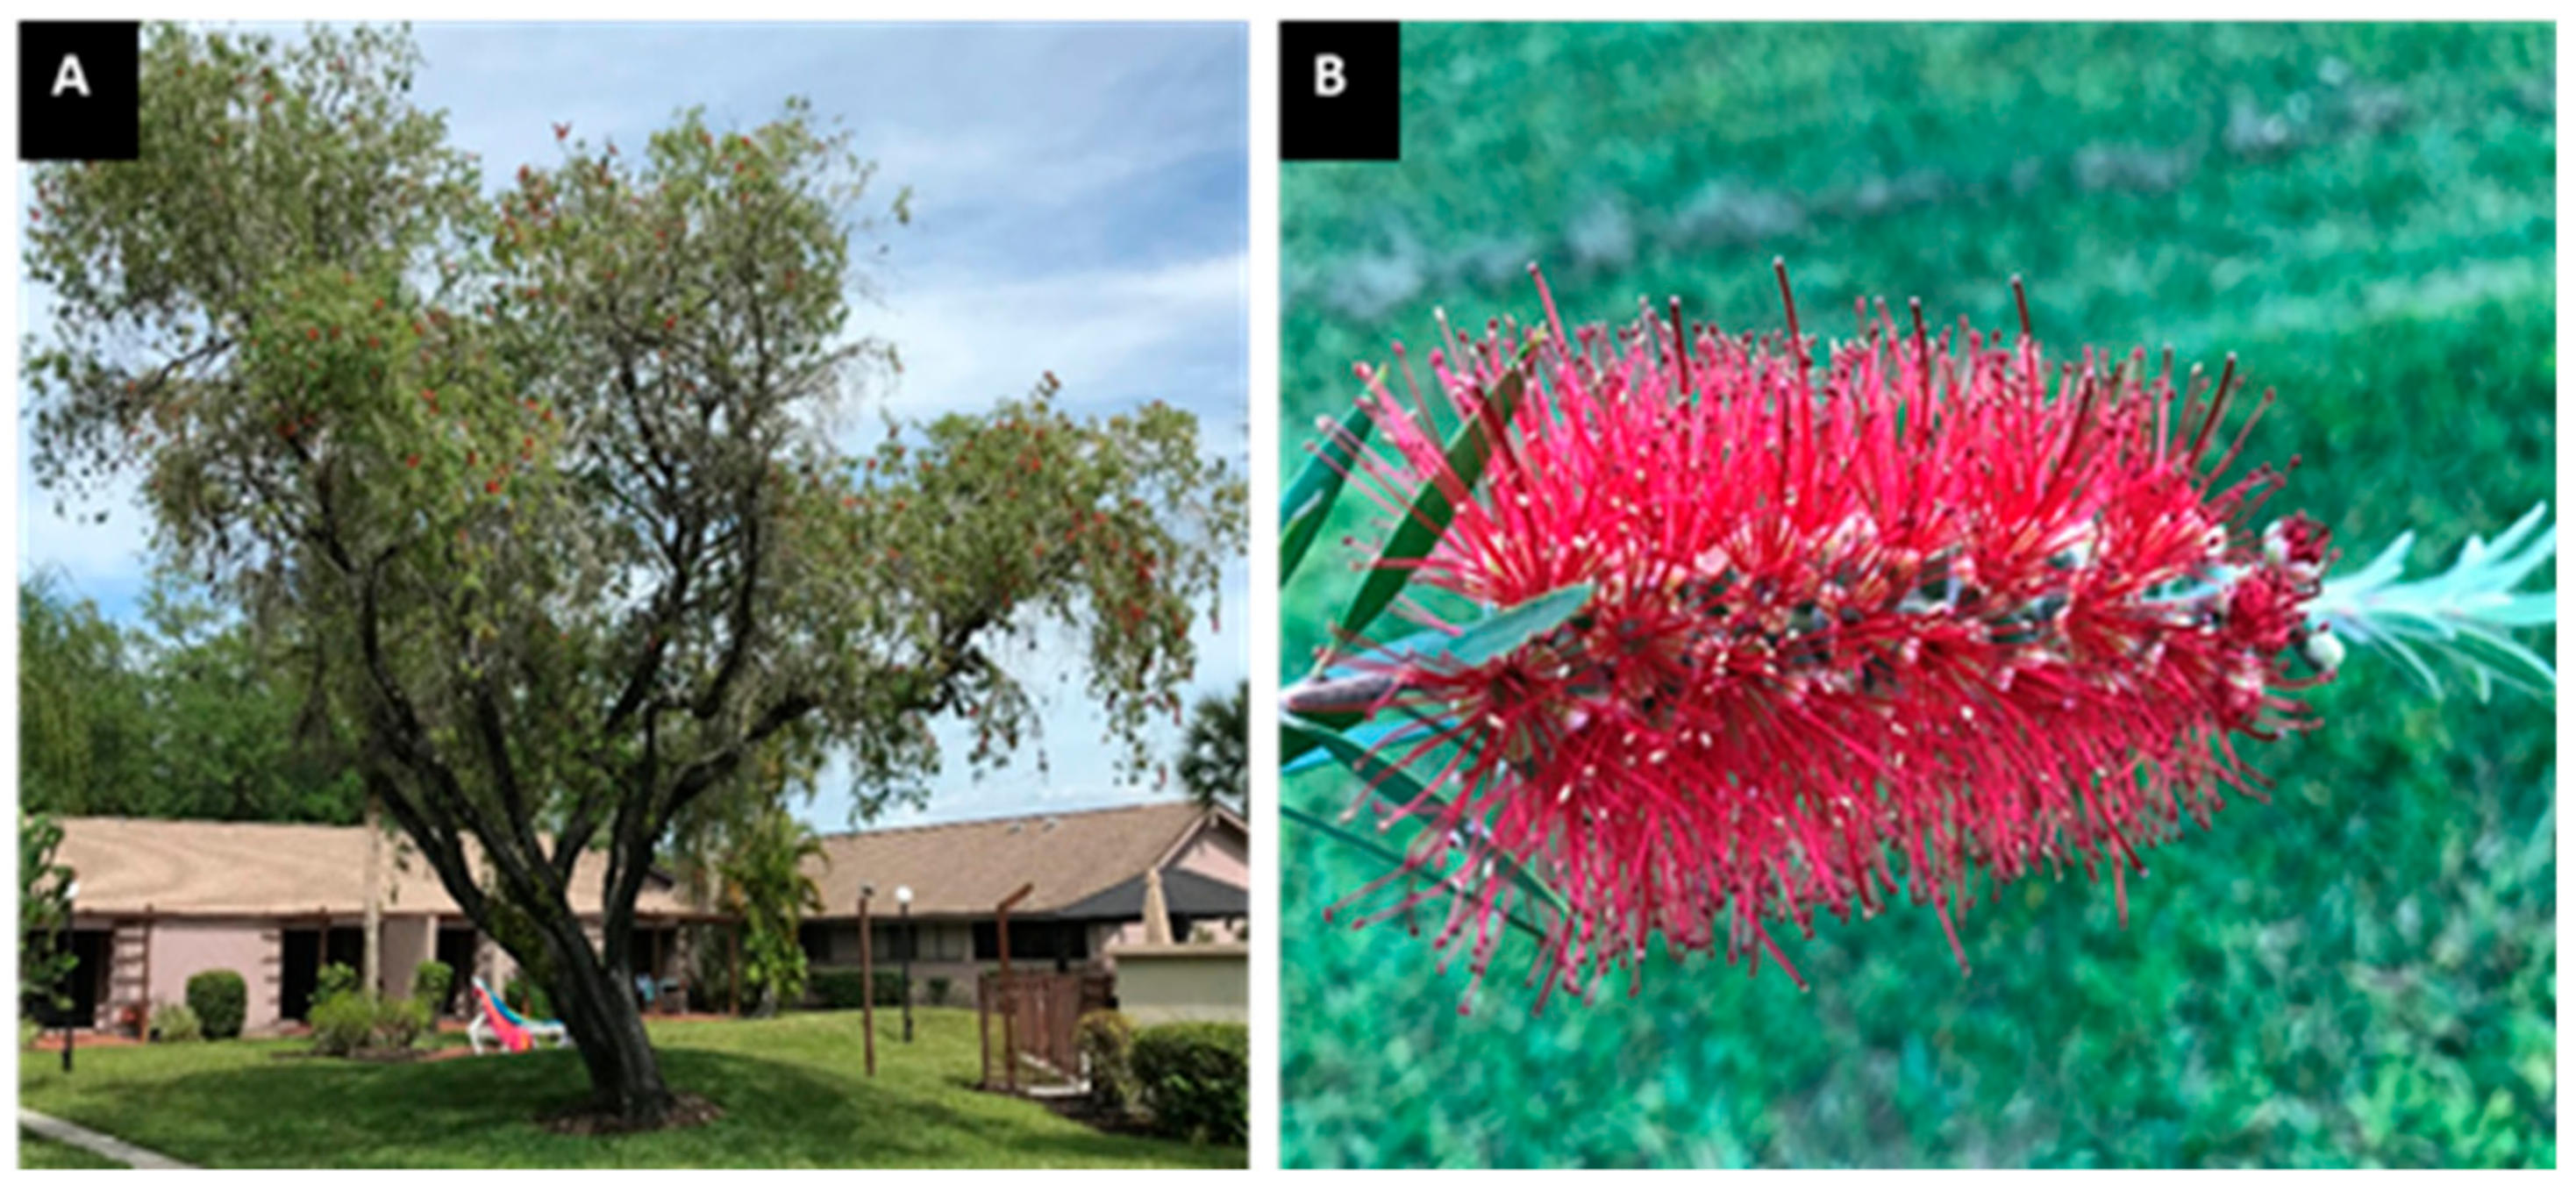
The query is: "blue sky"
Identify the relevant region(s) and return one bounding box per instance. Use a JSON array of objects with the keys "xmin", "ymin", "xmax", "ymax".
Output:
[{"xmin": 17, "ymin": 22, "xmax": 1250, "ymax": 832}]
